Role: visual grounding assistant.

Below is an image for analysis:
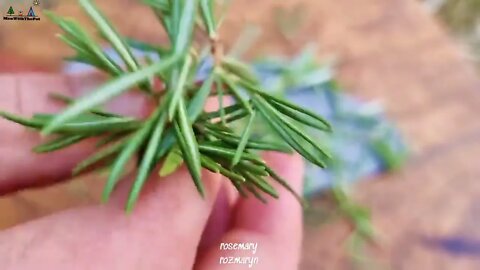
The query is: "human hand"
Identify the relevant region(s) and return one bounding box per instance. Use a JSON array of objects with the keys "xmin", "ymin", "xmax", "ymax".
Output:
[{"xmin": 0, "ymin": 73, "xmax": 304, "ymax": 269}]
